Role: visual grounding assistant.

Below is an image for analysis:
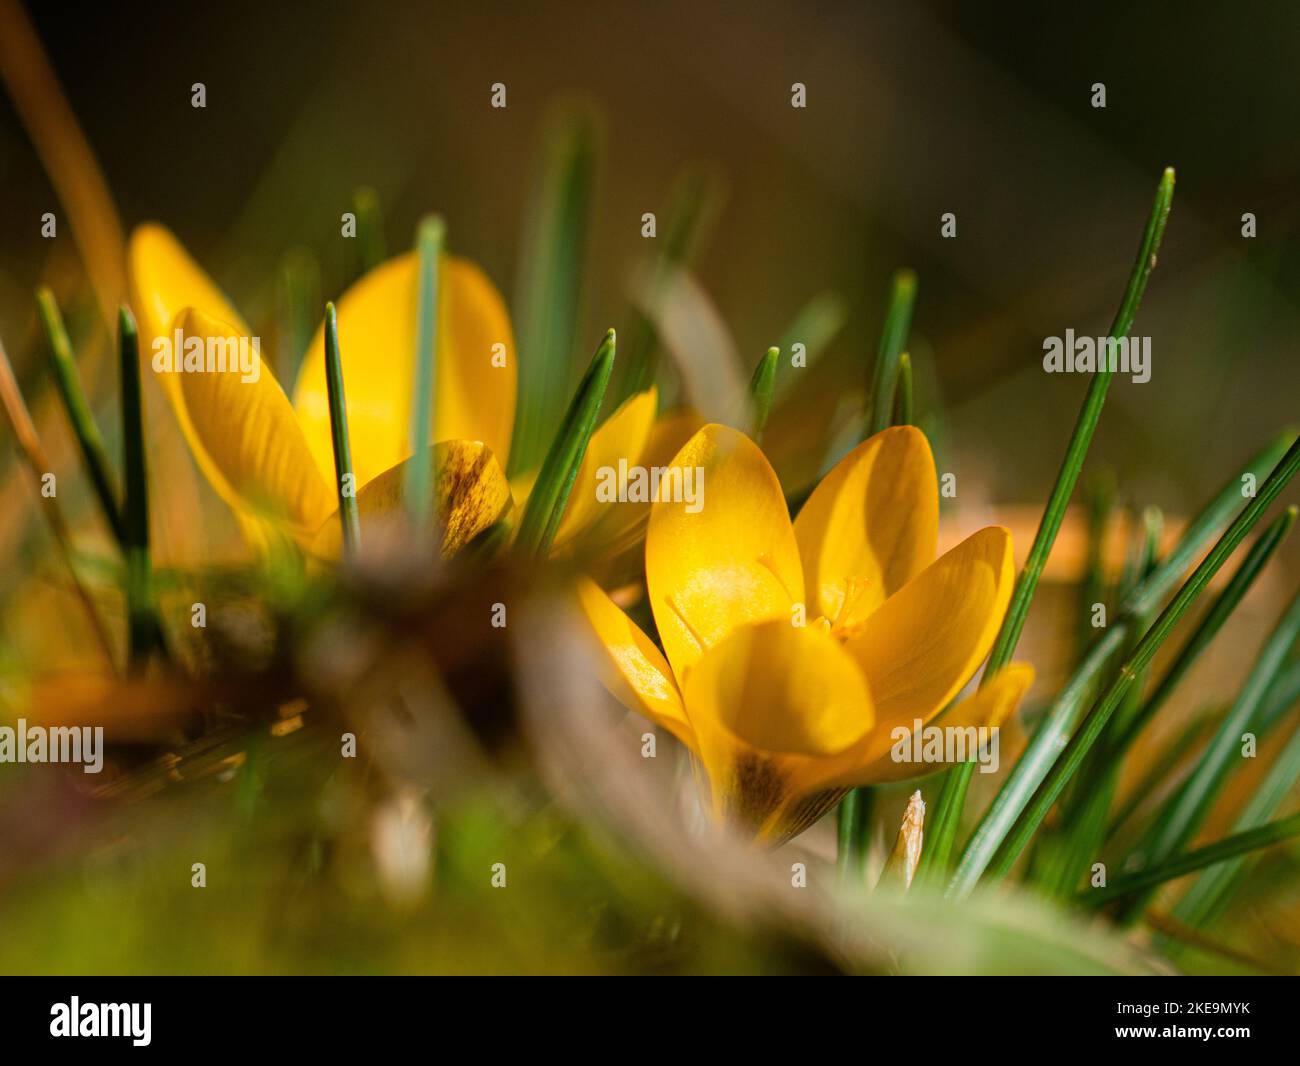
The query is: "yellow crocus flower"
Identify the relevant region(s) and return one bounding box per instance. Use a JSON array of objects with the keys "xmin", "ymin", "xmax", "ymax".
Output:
[
  {"xmin": 580, "ymin": 422, "xmax": 1033, "ymax": 841},
  {"xmin": 128, "ymin": 223, "xmax": 523, "ymax": 555}
]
